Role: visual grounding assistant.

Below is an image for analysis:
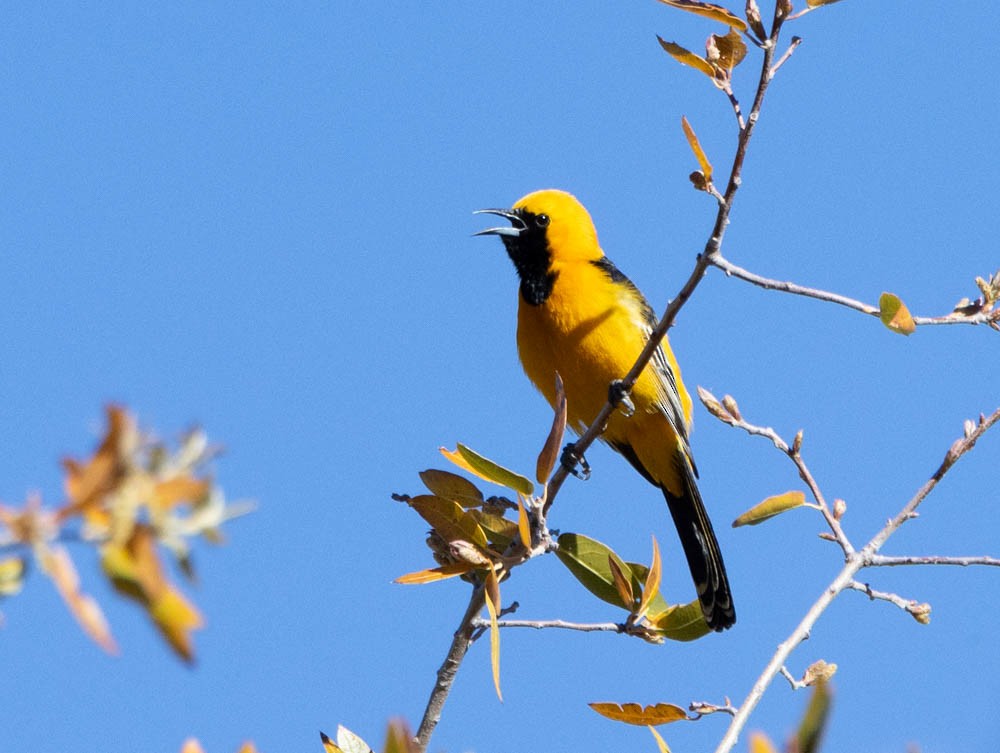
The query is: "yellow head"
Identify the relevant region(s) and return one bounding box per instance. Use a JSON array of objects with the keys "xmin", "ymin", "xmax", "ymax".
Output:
[{"xmin": 475, "ymin": 189, "xmax": 603, "ymax": 305}]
